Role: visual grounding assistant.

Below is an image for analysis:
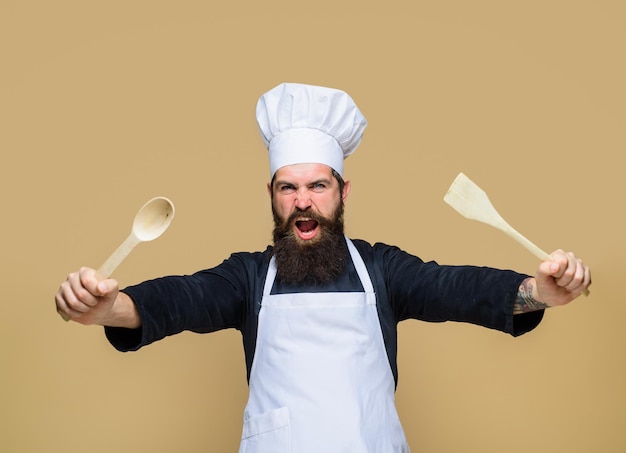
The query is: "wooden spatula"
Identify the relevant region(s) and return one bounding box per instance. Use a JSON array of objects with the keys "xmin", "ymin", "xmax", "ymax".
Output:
[{"xmin": 444, "ymin": 172, "xmax": 589, "ymax": 296}]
